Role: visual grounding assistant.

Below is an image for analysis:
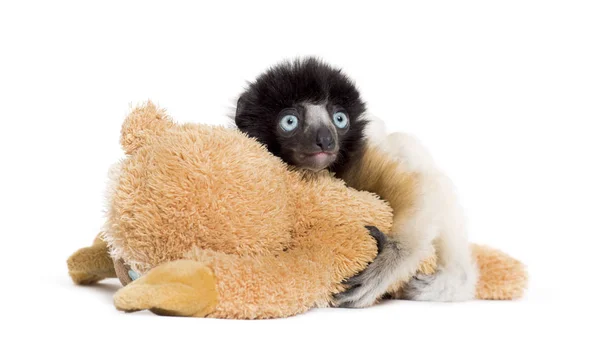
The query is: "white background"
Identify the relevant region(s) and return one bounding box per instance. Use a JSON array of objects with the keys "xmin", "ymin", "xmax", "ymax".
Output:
[{"xmin": 1, "ymin": 1, "xmax": 599, "ymax": 349}]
